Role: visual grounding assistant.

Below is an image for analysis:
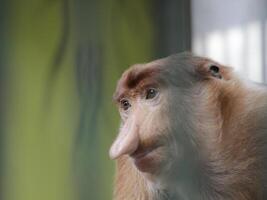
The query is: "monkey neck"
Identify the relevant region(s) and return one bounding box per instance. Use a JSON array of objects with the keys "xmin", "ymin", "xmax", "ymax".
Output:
[{"xmin": 196, "ymin": 81, "xmax": 267, "ymax": 200}]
